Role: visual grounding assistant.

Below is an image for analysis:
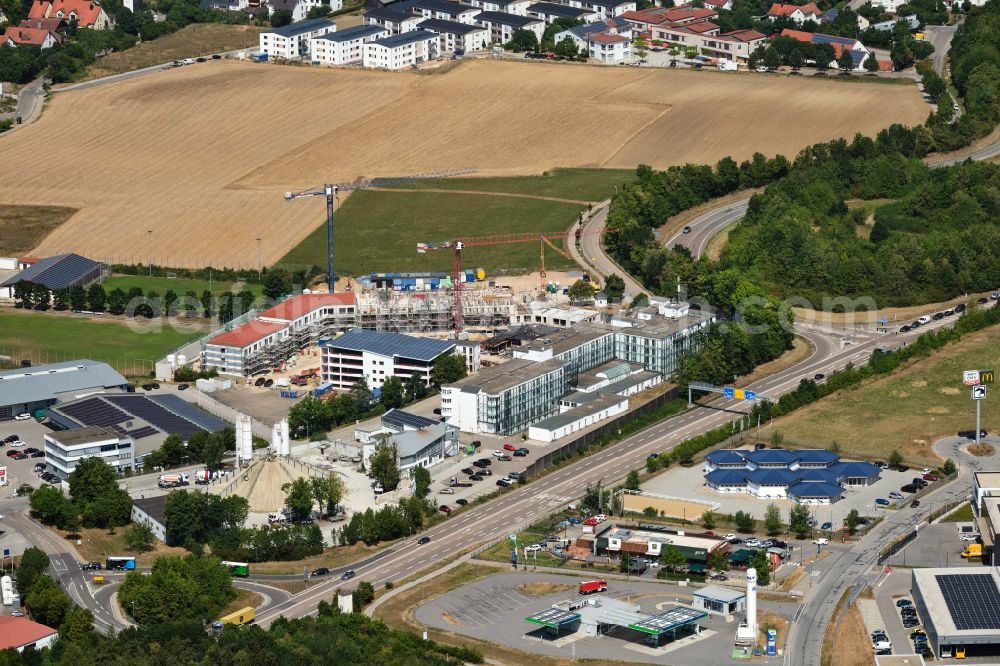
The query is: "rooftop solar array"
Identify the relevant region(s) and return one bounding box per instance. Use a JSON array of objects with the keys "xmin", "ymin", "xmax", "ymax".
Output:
[
  {"xmin": 525, "ymin": 607, "xmax": 581, "ymax": 628},
  {"xmin": 148, "ymin": 394, "xmax": 228, "ymax": 432},
  {"xmin": 103, "ymin": 395, "xmax": 205, "ymax": 438},
  {"xmin": 629, "ymin": 607, "xmax": 708, "ymax": 635},
  {"xmin": 936, "ymin": 574, "xmax": 1000, "ymax": 630},
  {"xmin": 0, "ymin": 253, "xmax": 103, "ymax": 290},
  {"xmin": 58, "ymin": 396, "xmax": 130, "ymax": 427},
  {"xmin": 326, "ymin": 329, "xmax": 454, "ymax": 362},
  {"xmin": 383, "ymin": 408, "xmax": 438, "ymax": 431}
]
